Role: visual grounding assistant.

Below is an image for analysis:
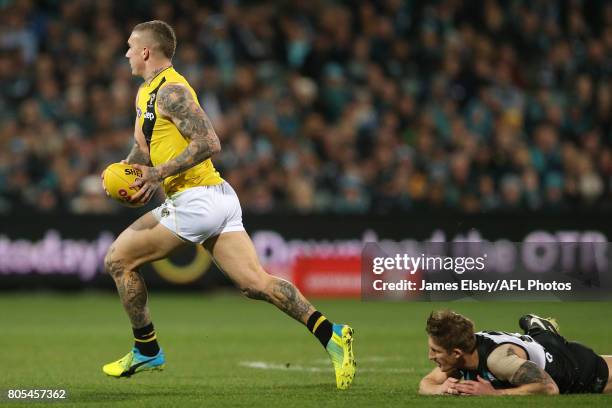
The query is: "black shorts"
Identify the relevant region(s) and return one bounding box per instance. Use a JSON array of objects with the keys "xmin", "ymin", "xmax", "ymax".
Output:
[{"xmin": 531, "ymin": 331, "xmax": 608, "ymax": 394}]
